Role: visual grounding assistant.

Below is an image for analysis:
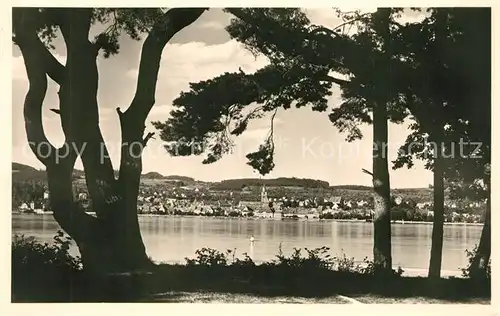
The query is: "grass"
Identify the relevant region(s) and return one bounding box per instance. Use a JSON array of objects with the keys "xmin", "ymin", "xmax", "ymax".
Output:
[
  {"xmin": 353, "ymin": 295, "xmax": 490, "ymax": 304},
  {"xmin": 143, "ymin": 291, "xmax": 491, "ymax": 304},
  {"xmin": 144, "ymin": 291, "xmax": 349, "ymax": 303}
]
